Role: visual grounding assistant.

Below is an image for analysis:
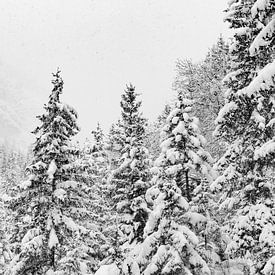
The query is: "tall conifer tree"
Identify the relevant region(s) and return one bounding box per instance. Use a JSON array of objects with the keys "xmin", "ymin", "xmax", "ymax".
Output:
[
  {"xmin": 127, "ymin": 94, "xmax": 214, "ymax": 275},
  {"xmin": 108, "ymin": 84, "xmax": 150, "ymax": 268},
  {"xmin": 7, "ymin": 71, "xmax": 92, "ymax": 274},
  {"xmin": 212, "ymin": 1, "xmax": 275, "ymax": 273}
]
